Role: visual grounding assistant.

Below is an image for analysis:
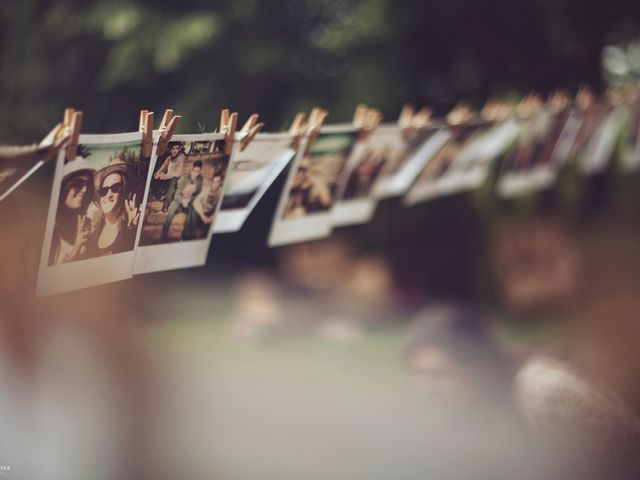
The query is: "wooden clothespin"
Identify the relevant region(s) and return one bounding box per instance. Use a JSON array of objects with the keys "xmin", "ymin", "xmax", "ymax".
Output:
[
  {"xmin": 156, "ymin": 109, "xmax": 181, "ymax": 157},
  {"xmin": 482, "ymin": 98, "xmax": 513, "ymax": 122},
  {"xmin": 411, "ymin": 107, "xmax": 432, "ymax": 129},
  {"xmin": 64, "ymin": 108, "xmax": 83, "ymax": 162},
  {"xmin": 354, "ymin": 104, "xmax": 382, "ymax": 141},
  {"xmin": 353, "ymin": 104, "xmax": 369, "ymax": 129},
  {"xmin": 306, "ymin": 106, "xmax": 328, "ymax": 148},
  {"xmin": 547, "ymin": 89, "xmax": 570, "ymax": 114},
  {"xmin": 40, "ymin": 123, "xmax": 70, "ymax": 157},
  {"xmin": 516, "ymin": 94, "xmax": 543, "ymax": 119},
  {"xmin": 139, "ymin": 110, "xmax": 155, "ymax": 157},
  {"xmin": 219, "ymin": 109, "xmax": 238, "ymax": 155},
  {"xmin": 398, "ymin": 103, "xmax": 415, "ymax": 129},
  {"xmin": 364, "ymin": 107, "xmax": 382, "ymax": 136},
  {"xmin": 288, "ymin": 112, "xmax": 307, "ymax": 150},
  {"xmin": 0, "ymin": 123, "xmax": 69, "ymax": 164},
  {"xmin": 399, "ymin": 104, "xmax": 432, "ymax": 140},
  {"xmin": 237, "ymin": 113, "xmax": 264, "ymax": 152},
  {"xmin": 446, "ymin": 102, "xmax": 474, "ymax": 126}
]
